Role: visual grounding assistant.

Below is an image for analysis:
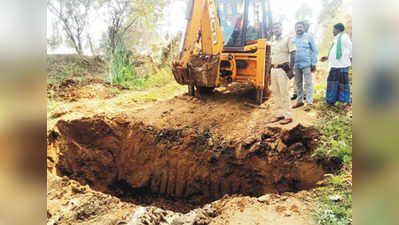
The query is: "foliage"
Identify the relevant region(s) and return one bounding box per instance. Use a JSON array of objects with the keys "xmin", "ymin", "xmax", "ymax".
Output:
[
  {"xmin": 107, "ymin": 40, "xmax": 137, "ymax": 85},
  {"xmin": 130, "ymin": 67, "xmax": 175, "ymax": 90},
  {"xmin": 47, "ymin": 0, "xmax": 96, "ymax": 56},
  {"xmin": 314, "ymin": 165, "xmax": 352, "ymax": 225},
  {"xmin": 47, "ymin": 54, "xmax": 107, "ymax": 83},
  {"xmin": 312, "ymin": 82, "xmax": 352, "ymax": 162},
  {"xmin": 318, "ymin": 8, "xmax": 352, "ymax": 57},
  {"xmin": 295, "ymin": 2, "xmax": 313, "ymax": 21},
  {"xmin": 318, "ymin": 0, "xmax": 344, "ymax": 25},
  {"xmin": 312, "ymin": 76, "xmax": 352, "ymax": 225}
]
